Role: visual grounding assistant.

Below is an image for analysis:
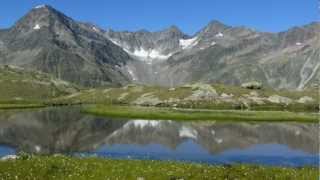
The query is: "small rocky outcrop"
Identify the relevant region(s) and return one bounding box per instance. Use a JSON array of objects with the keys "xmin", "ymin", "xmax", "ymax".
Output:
[
  {"xmin": 118, "ymin": 93, "xmax": 129, "ymax": 101},
  {"xmin": 184, "ymin": 83, "xmax": 218, "ymax": 101},
  {"xmin": 267, "ymin": 95, "xmax": 293, "ymax": 105},
  {"xmin": 132, "ymin": 93, "xmax": 163, "ymax": 106},
  {"xmin": 297, "ymin": 96, "xmax": 315, "ymax": 104},
  {"xmin": 122, "ymin": 84, "xmax": 144, "ymax": 92}
]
